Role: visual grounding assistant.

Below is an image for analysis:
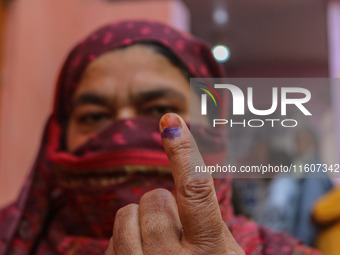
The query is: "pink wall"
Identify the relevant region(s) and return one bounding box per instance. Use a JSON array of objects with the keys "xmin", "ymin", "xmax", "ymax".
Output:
[{"xmin": 0, "ymin": 0, "xmax": 189, "ymax": 207}]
